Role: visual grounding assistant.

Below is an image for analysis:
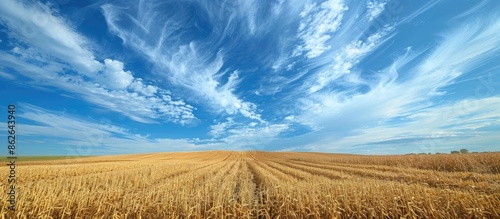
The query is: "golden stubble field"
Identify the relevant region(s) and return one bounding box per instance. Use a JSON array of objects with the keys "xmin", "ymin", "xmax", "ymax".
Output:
[{"xmin": 1, "ymin": 151, "xmax": 499, "ymax": 218}]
